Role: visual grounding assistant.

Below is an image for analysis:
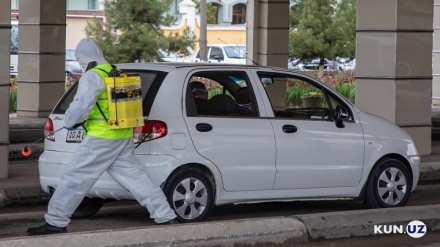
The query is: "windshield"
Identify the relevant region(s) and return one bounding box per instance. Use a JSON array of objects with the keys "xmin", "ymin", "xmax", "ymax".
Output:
[{"xmin": 224, "ymin": 46, "xmax": 246, "ymax": 59}]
